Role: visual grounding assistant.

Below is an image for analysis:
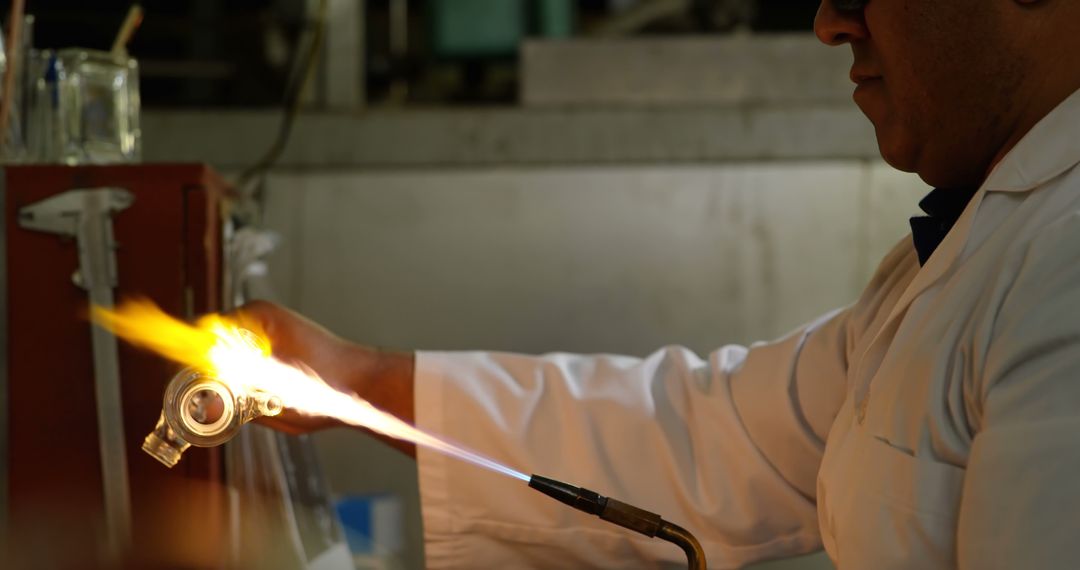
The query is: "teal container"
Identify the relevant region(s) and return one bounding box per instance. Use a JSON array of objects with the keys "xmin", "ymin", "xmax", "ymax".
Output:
[
  {"xmin": 430, "ymin": 0, "xmax": 527, "ymax": 58},
  {"xmin": 536, "ymin": 0, "xmax": 574, "ymax": 38}
]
